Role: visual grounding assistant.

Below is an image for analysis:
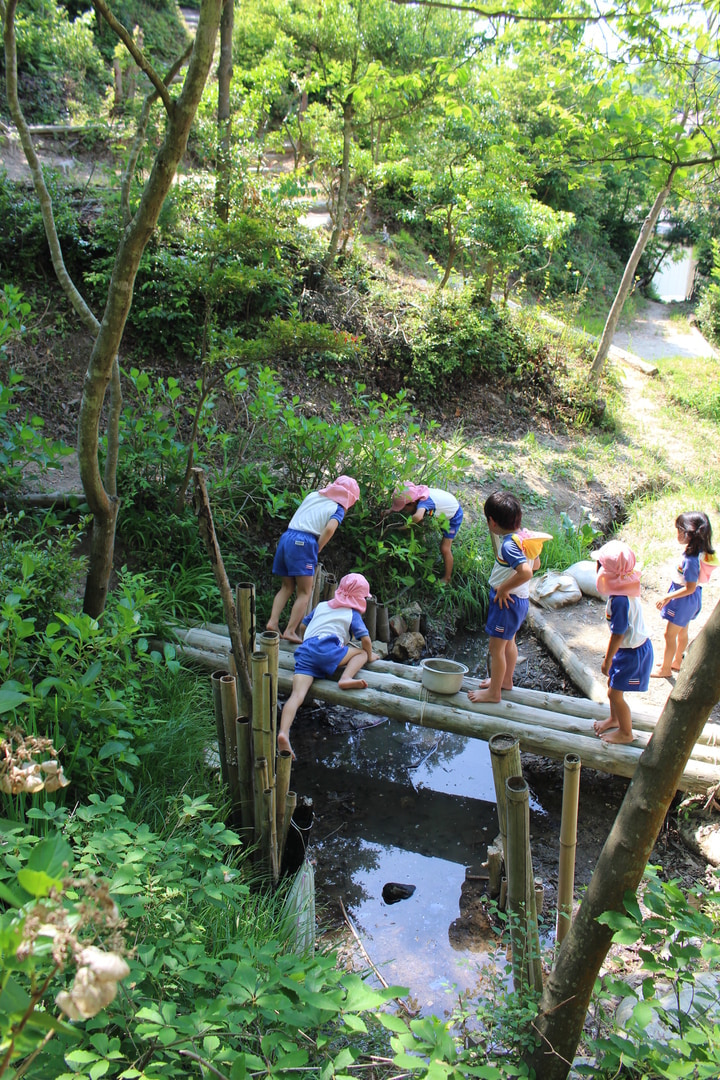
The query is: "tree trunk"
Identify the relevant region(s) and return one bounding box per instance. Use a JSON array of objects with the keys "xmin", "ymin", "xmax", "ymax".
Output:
[
  {"xmin": 214, "ymin": 0, "xmax": 233, "ymax": 222},
  {"xmin": 524, "ymin": 598, "xmax": 720, "ymax": 1080},
  {"xmin": 323, "ymin": 96, "xmax": 354, "ymax": 268},
  {"xmin": 79, "ymin": 0, "xmax": 222, "ymax": 616},
  {"xmin": 590, "ymin": 165, "xmax": 677, "ymax": 379}
]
